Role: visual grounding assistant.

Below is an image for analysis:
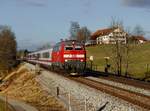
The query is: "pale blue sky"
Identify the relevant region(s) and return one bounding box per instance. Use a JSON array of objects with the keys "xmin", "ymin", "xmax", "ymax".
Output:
[{"xmin": 0, "ymin": 0, "xmax": 150, "ymax": 50}]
